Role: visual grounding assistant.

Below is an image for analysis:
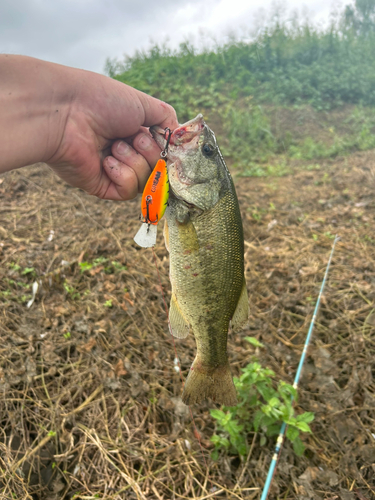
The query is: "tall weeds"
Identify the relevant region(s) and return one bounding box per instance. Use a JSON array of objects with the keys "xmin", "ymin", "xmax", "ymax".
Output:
[{"xmin": 106, "ymin": 1, "xmax": 375, "ymax": 169}]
